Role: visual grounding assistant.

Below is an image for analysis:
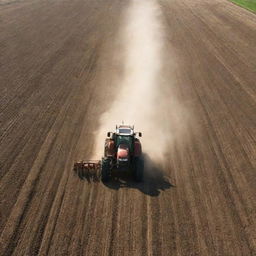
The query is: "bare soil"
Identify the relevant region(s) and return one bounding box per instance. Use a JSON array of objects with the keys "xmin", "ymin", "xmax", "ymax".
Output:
[{"xmin": 0, "ymin": 0, "xmax": 256, "ymax": 255}]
